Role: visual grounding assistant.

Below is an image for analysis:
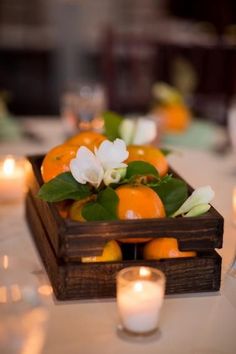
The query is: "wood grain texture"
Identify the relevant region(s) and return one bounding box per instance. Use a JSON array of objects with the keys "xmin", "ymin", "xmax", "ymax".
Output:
[
  {"xmin": 26, "ymin": 155, "xmax": 224, "ymax": 262},
  {"xmin": 26, "ymin": 193, "xmax": 222, "ymax": 301}
]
